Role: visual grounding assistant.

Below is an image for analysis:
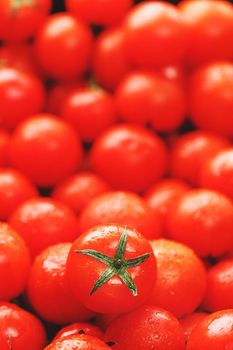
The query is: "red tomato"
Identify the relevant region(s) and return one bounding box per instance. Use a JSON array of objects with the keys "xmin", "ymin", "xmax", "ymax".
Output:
[
  {"xmin": 90, "ymin": 124, "xmax": 168, "ymax": 193},
  {"xmin": 186, "ymin": 310, "xmax": 233, "ymax": 350},
  {"xmin": 80, "ymin": 191, "xmax": 162, "ymax": 240},
  {"xmin": 61, "ymin": 87, "xmax": 118, "ymax": 142},
  {"xmin": 45, "ymin": 334, "xmax": 110, "ymax": 350},
  {"xmin": 52, "ymin": 171, "xmax": 109, "ymax": 215},
  {"xmin": 92, "ymin": 27, "xmax": 131, "ymax": 91},
  {"xmin": 66, "ymin": 0, "xmax": 132, "ymax": 27},
  {"xmin": 189, "ymin": 62, "xmax": 233, "ymax": 137},
  {"xmin": 8, "ymin": 114, "xmax": 83, "ymax": 187},
  {"xmin": 199, "ymin": 148, "xmax": 233, "ymax": 201},
  {"xmin": 170, "ymin": 131, "xmax": 229, "ymax": 186},
  {"xmin": 27, "ymin": 243, "xmax": 93, "ymax": 324},
  {"xmin": 0, "ymin": 223, "xmax": 31, "ymax": 301},
  {"xmin": 9, "ymin": 198, "xmax": 79, "ymax": 258},
  {"xmin": 35, "ymin": 13, "xmax": 93, "ymax": 80},
  {"xmin": 124, "ymin": 2, "xmax": 188, "ymax": 69},
  {"xmin": 67, "ymin": 224, "xmax": 157, "ymax": 314},
  {"xmin": 54, "ymin": 322, "xmax": 104, "ymax": 341},
  {"xmin": 116, "ymin": 70, "xmax": 187, "ymax": 131},
  {"xmin": 0, "ymin": 68, "xmax": 45, "ymax": 130},
  {"xmin": 167, "ymin": 189, "xmax": 233, "ymax": 257},
  {"xmin": 180, "ymin": 313, "xmax": 208, "ymax": 344},
  {"xmin": 0, "ymin": 129, "xmax": 9, "ymax": 167},
  {"xmin": 105, "ymin": 305, "xmax": 185, "ymax": 350},
  {"xmin": 0, "ymin": 0, "xmax": 51, "ymax": 42},
  {"xmin": 180, "ymin": 0, "xmax": 233, "ymax": 66}
]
